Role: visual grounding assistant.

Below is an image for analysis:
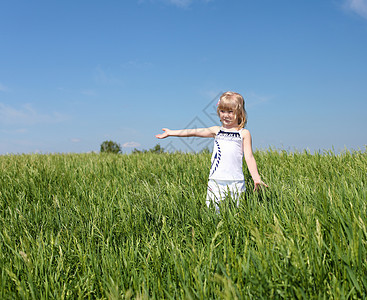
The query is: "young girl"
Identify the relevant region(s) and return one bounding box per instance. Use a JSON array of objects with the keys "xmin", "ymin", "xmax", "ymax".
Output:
[{"xmin": 155, "ymin": 91, "xmax": 267, "ymax": 210}]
